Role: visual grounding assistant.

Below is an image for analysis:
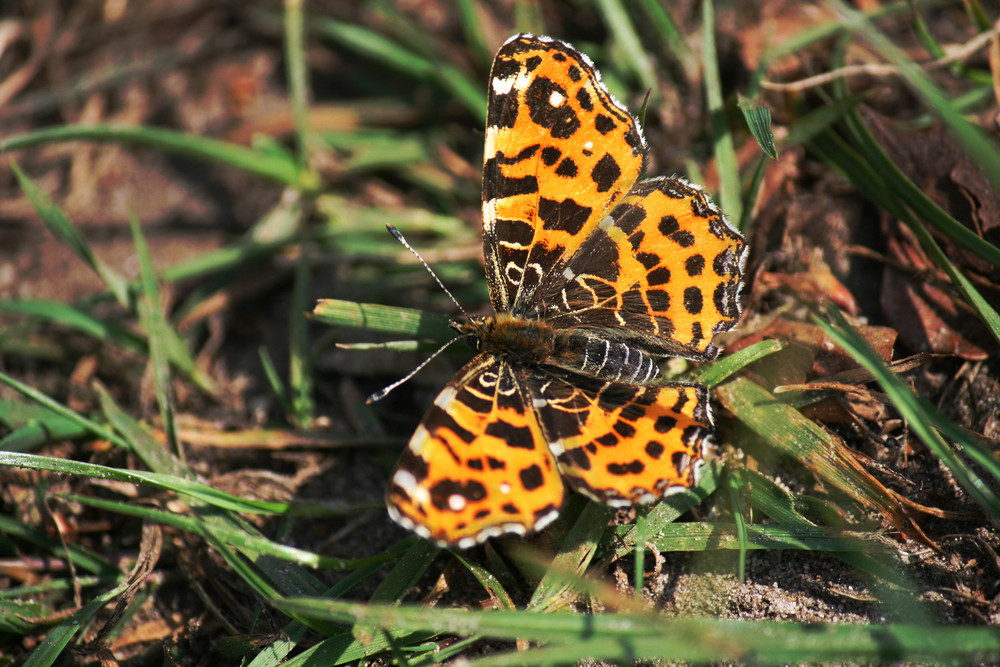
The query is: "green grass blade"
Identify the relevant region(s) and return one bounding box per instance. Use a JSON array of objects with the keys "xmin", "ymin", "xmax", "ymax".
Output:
[
  {"xmin": 3, "ymin": 125, "xmax": 302, "ymax": 186},
  {"xmin": 527, "ymin": 498, "xmax": 612, "ymax": 612},
  {"xmin": 716, "ymin": 376, "xmax": 913, "ymax": 529},
  {"xmin": 597, "ymin": 0, "xmax": 658, "ymax": 95},
  {"xmin": 68, "ymin": 494, "xmax": 392, "ymax": 572},
  {"xmin": 10, "ymin": 161, "xmax": 129, "ymax": 306},
  {"xmin": 815, "ymin": 306, "xmax": 1000, "ymax": 525},
  {"xmin": 0, "ymin": 451, "xmax": 284, "ymax": 514},
  {"xmin": 311, "ymin": 18, "xmax": 486, "ymax": 123},
  {"xmin": 311, "ymin": 299, "xmax": 454, "ymax": 340},
  {"xmin": 0, "ymin": 513, "xmax": 114, "ymax": 575},
  {"xmin": 0, "ymin": 370, "xmax": 127, "ymax": 449},
  {"xmin": 271, "ymin": 598, "xmax": 1000, "ymax": 664},
  {"xmin": 453, "ymin": 552, "xmax": 516, "ymax": 611},
  {"xmin": 686, "ymin": 339, "xmax": 784, "ymax": 387},
  {"xmin": 0, "ymin": 300, "xmax": 144, "ymax": 350},
  {"xmin": 22, "ymin": 578, "xmax": 130, "ymax": 667},
  {"xmin": 827, "ymin": 0, "xmax": 1000, "ymax": 194},
  {"xmin": 612, "ymin": 461, "xmax": 720, "ymax": 558},
  {"xmin": 284, "ymin": 0, "xmax": 311, "ymax": 170},
  {"xmin": 701, "ymin": 0, "xmax": 742, "ymax": 227},
  {"xmin": 0, "ymin": 399, "xmax": 90, "ymax": 451},
  {"xmin": 726, "ymin": 471, "xmax": 749, "ymax": 580},
  {"xmin": 289, "ymin": 235, "xmax": 314, "ymax": 427},
  {"xmin": 129, "ymin": 214, "xmax": 180, "ymax": 460}
]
